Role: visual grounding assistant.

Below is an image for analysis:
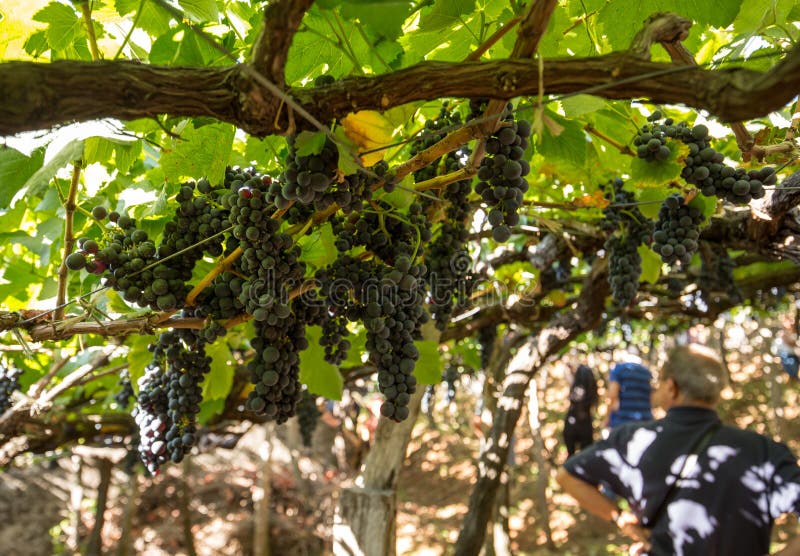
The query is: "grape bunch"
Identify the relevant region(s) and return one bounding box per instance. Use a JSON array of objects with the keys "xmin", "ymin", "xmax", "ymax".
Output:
[
  {"xmin": 634, "ymin": 111, "xmax": 776, "ymax": 204},
  {"xmin": 419, "ymin": 106, "xmax": 475, "ymax": 331},
  {"xmin": 601, "ymin": 179, "xmax": 653, "ymax": 242},
  {"xmin": 411, "ymin": 103, "xmax": 465, "ymax": 183},
  {"xmin": 473, "ymin": 104, "xmax": 532, "ymax": 243},
  {"xmin": 68, "ymin": 173, "xmax": 236, "ymax": 313},
  {"xmin": 222, "ymin": 174, "xmax": 310, "ymax": 422},
  {"xmin": 277, "ymin": 134, "xmax": 389, "ymax": 215},
  {"xmin": 606, "ymin": 234, "xmax": 642, "ymax": 308},
  {"xmin": 443, "ymin": 363, "xmax": 459, "ymax": 403},
  {"xmin": 651, "ymin": 194, "xmax": 705, "ymax": 266},
  {"xmin": 296, "ymin": 390, "xmax": 321, "ymax": 447},
  {"xmin": 133, "ymin": 357, "xmax": 171, "ymax": 474},
  {"xmin": 477, "ymin": 325, "xmax": 497, "ymax": 370},
  {"xmin": 319, "ymin": 202, "xmax": 431, "ymax": 421},
  {"xmin": 115, "ymin": 370, "xmax": 134, "ymax": 410},
  {"xmin": 133, "ymin": 329, "xmax": 211, "ymax": 473},
  {"xmin": 0, "ymin": 364, "xmax": 22, "ymax": 414},
  {"xmin": 601, "ymin": 179, "xmax": 653, "ymax": 308},
  {"xmin": 278, "ymin": 136, "xmax": 338, "ymax": 207}
]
